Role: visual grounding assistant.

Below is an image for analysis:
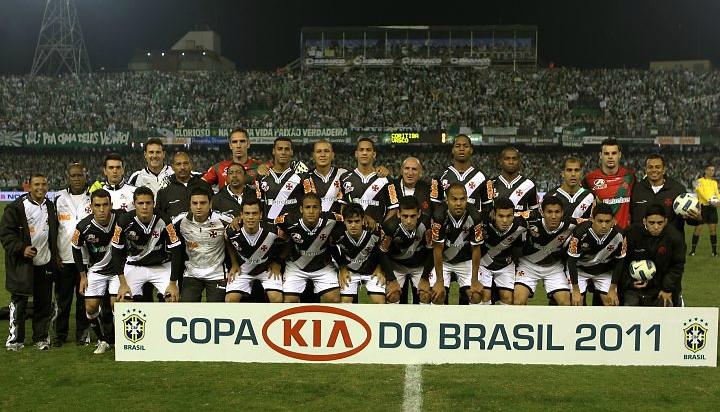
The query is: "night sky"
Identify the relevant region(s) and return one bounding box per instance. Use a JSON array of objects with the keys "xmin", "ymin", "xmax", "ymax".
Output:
[{"xmin": 0, "ymin": 0, "xmax": 717, "ymax": 74}]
